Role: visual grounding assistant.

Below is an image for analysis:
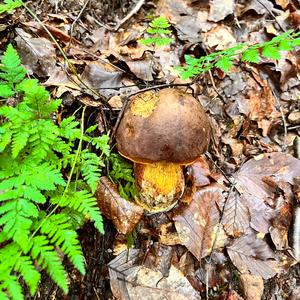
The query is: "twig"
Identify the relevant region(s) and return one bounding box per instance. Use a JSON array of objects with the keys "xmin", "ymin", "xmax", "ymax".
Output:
[
  {"xmin": 255, "ymin": 0, "xmax": 286, "ymax": 31},
  {"xmin": 208, "ymin": 69, "xmax": 226, "ymax": 102},
  {"xmin": 267, "ymin": 78, "xmax": 288, "ymax": 152},
  {"xmin": 288, "ymin": 124, "xmax": 300, "ymax": 131},
  {"xmin": 113, "ymin": 0, "xmax": 145, "ymax": 31},
  {"xmin": 68, "ymin": 0, "xmax": 91, "ymax": 50}
]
